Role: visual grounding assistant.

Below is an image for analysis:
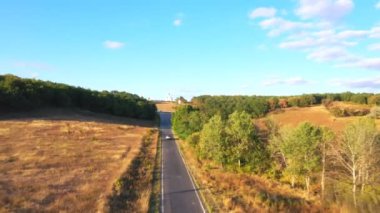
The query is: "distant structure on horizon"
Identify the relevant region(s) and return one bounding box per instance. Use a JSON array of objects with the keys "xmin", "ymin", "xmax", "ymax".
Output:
[
  {"xmin": 176, "ymin": 96, "xmax": 187, "ymax": 105},
  {"xmin": 167, "ymin": 93, "xmax": 174, "ymax": 102}
]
